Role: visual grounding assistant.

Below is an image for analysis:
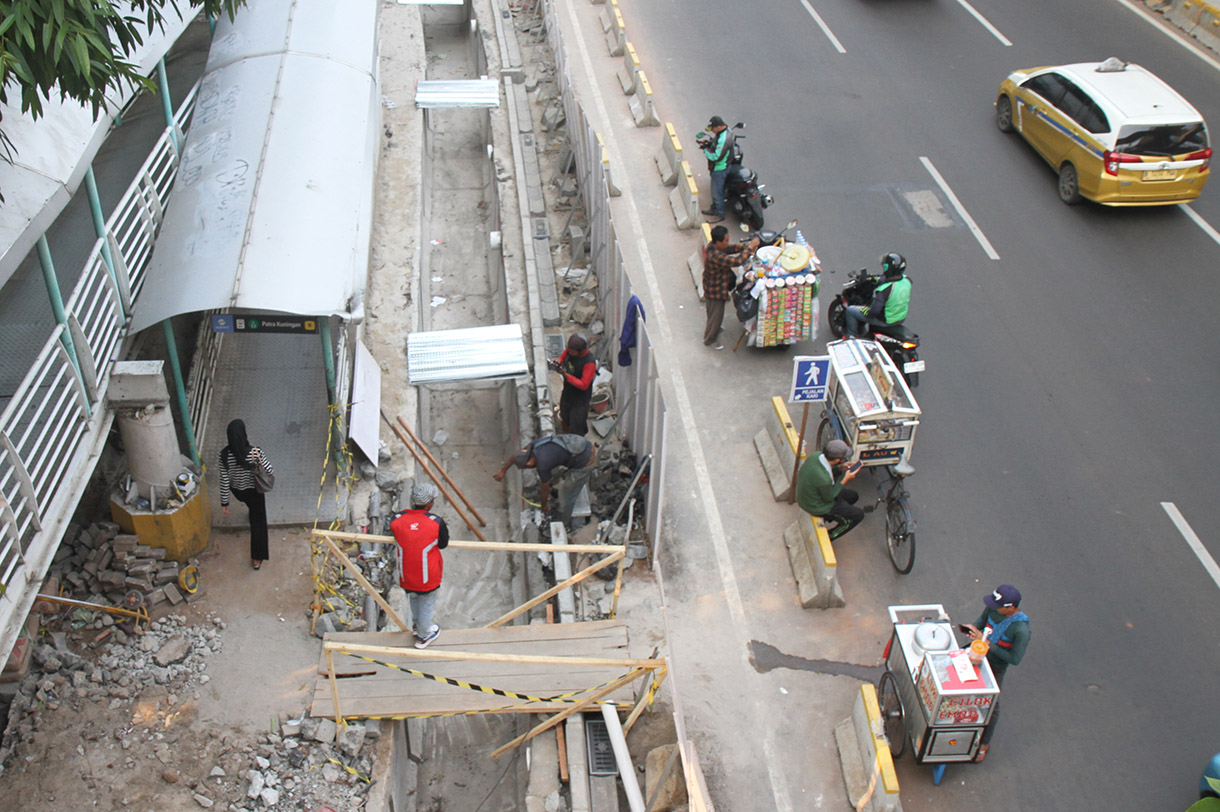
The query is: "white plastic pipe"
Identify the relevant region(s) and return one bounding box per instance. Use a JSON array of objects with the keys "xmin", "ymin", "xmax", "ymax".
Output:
[{"xmin": 599, "ymin": 703, "xmax": 645, "ymax": 812}]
